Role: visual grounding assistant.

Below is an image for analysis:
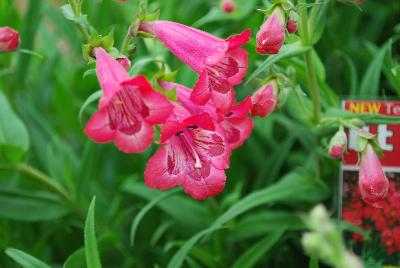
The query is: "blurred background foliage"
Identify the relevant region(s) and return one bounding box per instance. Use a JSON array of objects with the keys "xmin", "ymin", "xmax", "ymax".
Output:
[{"xmin": 0, "ymin": 0, "xmax": 399, "ymax": 267}]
